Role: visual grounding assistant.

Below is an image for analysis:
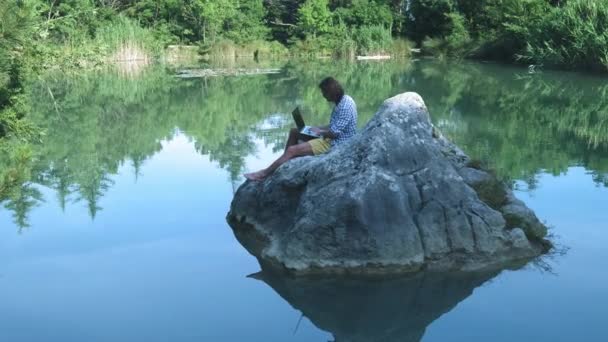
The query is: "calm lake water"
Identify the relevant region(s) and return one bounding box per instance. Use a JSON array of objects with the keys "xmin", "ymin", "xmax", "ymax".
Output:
[{"xmin": 1, "ymin": 59, "xmax": 607, "ymax": 341}]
